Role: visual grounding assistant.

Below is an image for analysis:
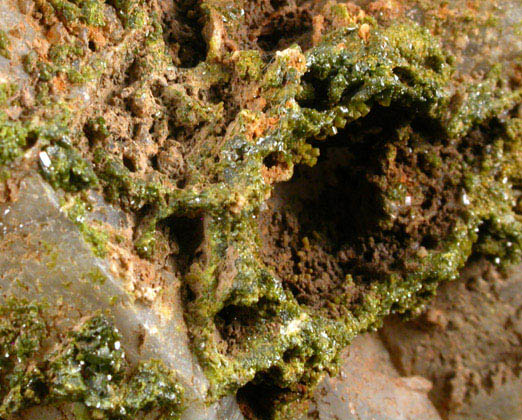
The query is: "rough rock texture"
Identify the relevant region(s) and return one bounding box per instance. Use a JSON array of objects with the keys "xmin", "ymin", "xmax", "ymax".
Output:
[
  {"xmin": 0, "ymin": 175, "xmax": 244, "ymax": 419},
  {"xmin": 0, "ymin": 0, "xmax": 521, "ymax": 419},
  {"xmin": 303, "ymin": 333, "xmax": 442, "ymax": 420},
  {"xmin": 381, "ymin": 260, "xmax": 522, "ymax": 420}
]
